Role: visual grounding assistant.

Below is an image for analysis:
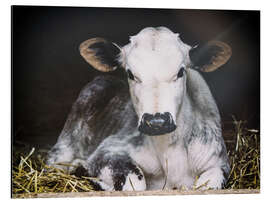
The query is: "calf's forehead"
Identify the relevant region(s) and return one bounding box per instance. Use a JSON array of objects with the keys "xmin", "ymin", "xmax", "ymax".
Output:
[{"xmin": 123, "ymin": 28, "xmax": 191, "ymax": 80}]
